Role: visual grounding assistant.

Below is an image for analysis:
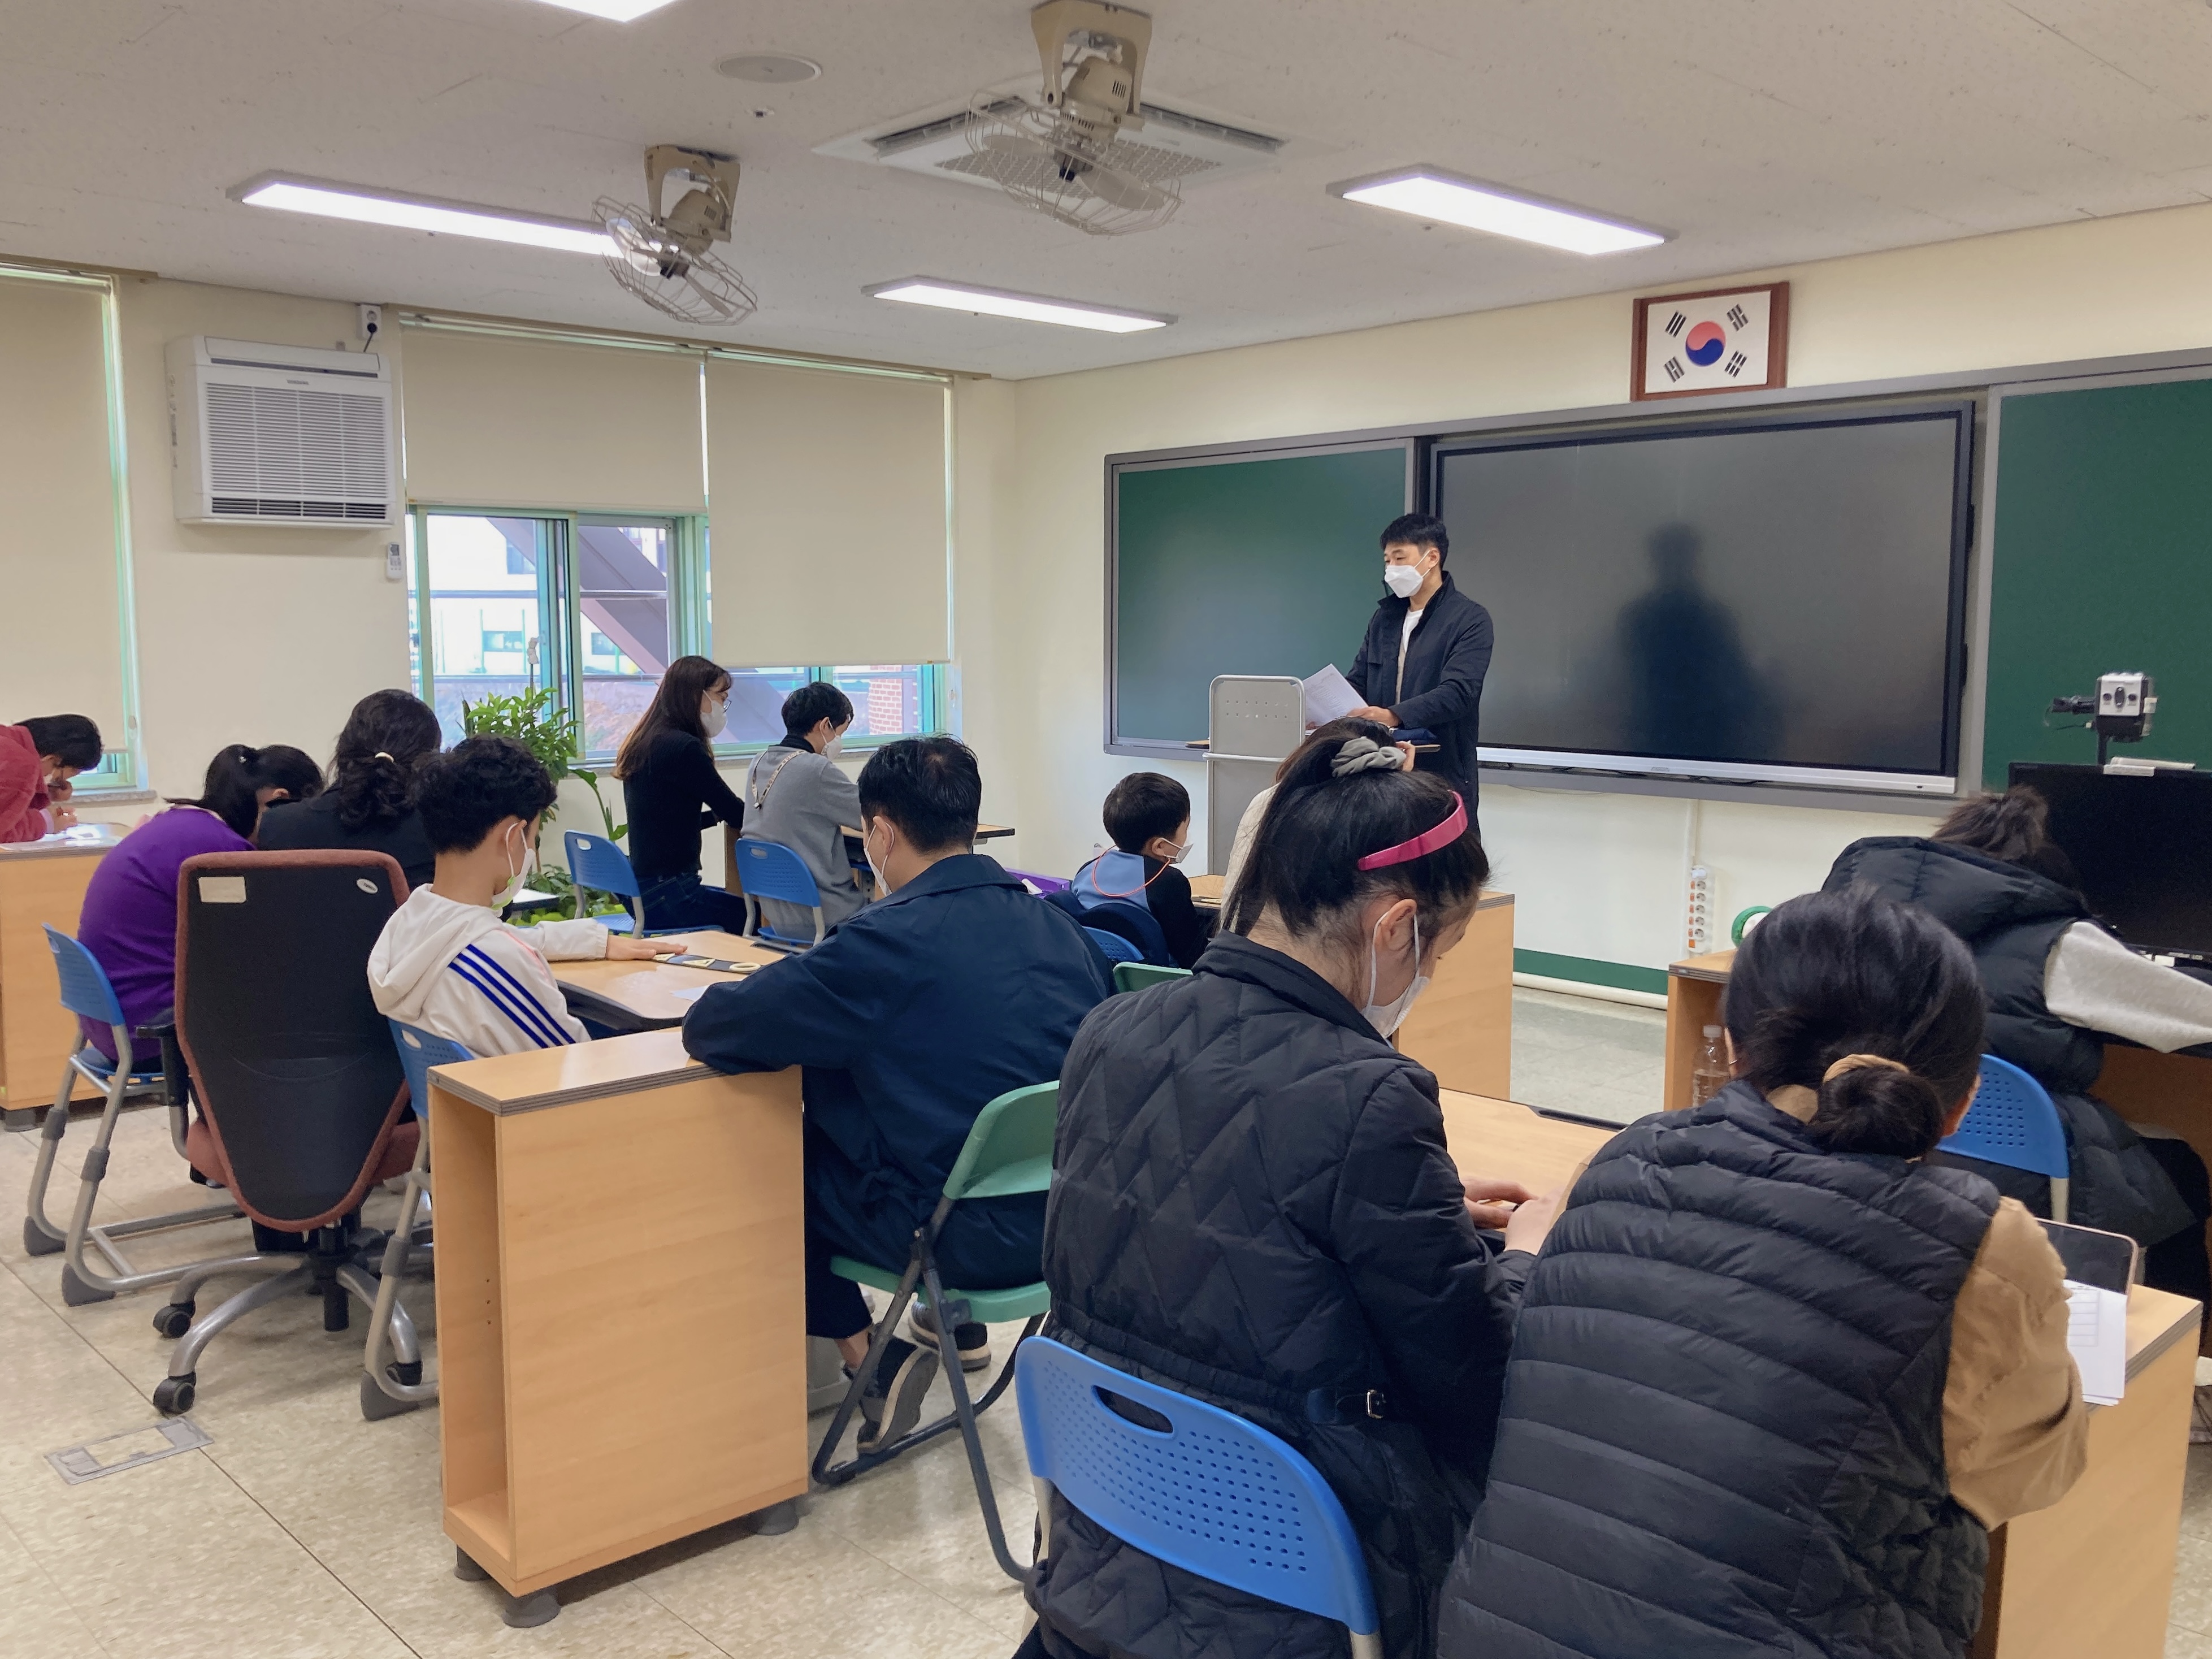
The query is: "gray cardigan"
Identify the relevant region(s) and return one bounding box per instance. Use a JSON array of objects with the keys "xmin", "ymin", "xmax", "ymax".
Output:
[{"xmin": 742, "ymin": 744, "xmax": 868, "ymax": 934}]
